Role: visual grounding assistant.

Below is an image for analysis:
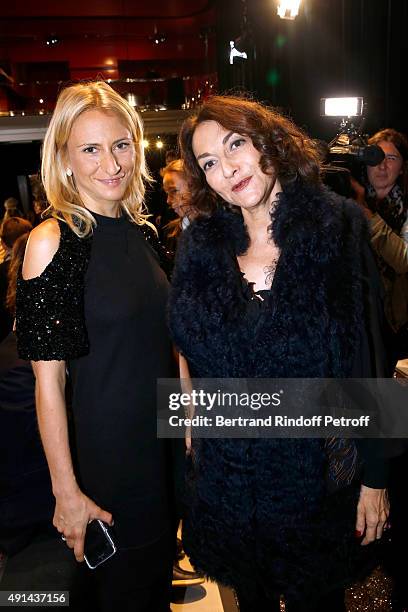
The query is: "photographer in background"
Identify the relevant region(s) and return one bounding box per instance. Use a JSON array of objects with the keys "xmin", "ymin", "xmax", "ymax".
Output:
[
  {"xmin": 351, "ymin": 128, "xmax": 408, "ymax": 364},
  {"xmin": 351, "ymin": 128, "xmax": 408, "ymax": 612}
]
